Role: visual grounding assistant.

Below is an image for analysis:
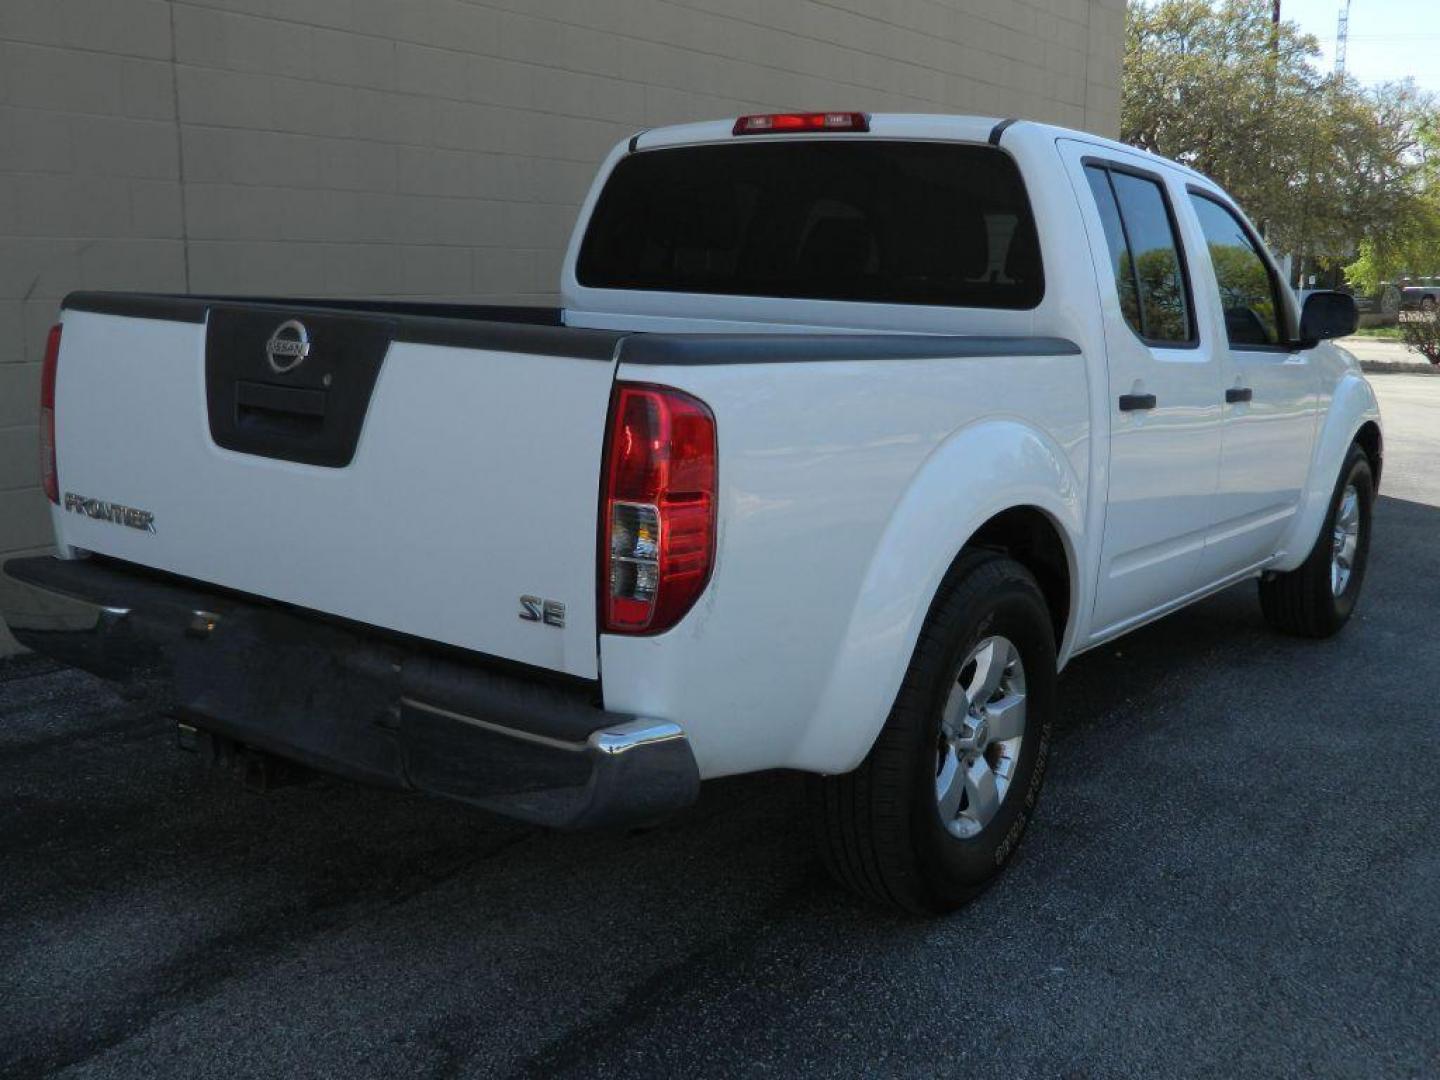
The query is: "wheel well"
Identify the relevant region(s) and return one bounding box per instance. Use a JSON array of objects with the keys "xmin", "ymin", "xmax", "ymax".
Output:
[
  {"xmin": 1355, "ymin": 421, "xmax": 1383, "ymax": 491},
  {"xmin": 964, "ymin": 507, "xmax": 1072, "ymax": 649}
]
